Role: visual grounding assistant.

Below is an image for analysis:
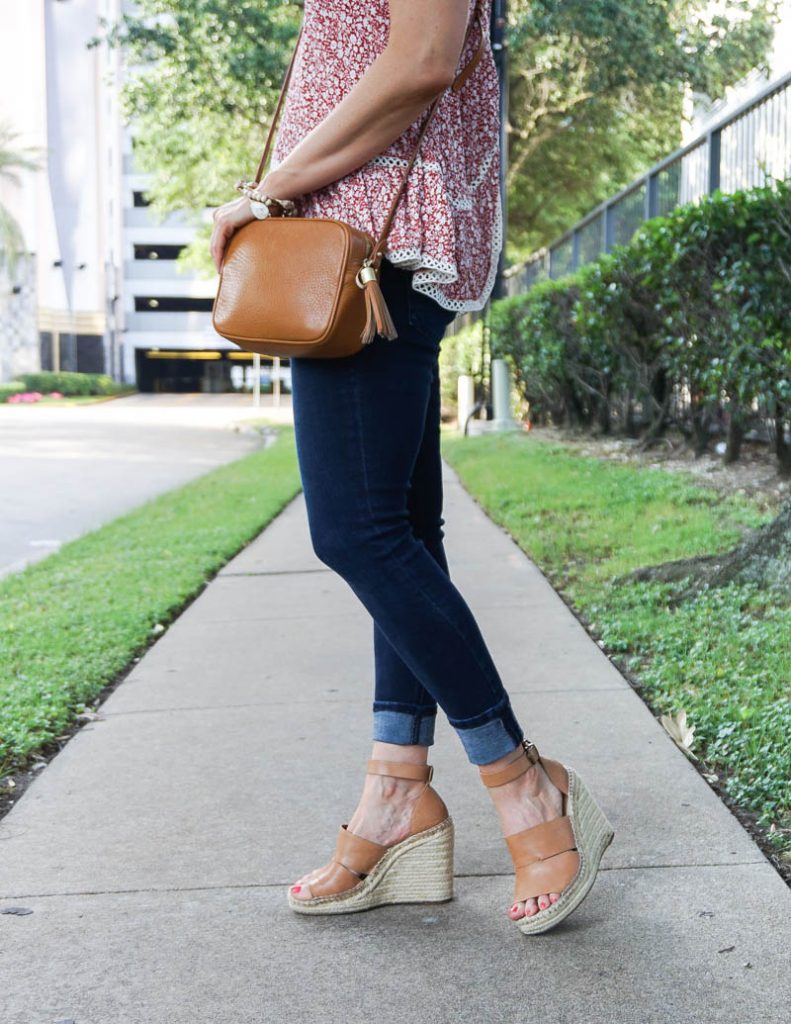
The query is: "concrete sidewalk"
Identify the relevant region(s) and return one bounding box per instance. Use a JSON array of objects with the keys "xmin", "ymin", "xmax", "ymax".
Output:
[{"xmin": 1, "ymin": 462, "xmax": 788, "ymax": 1024}]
